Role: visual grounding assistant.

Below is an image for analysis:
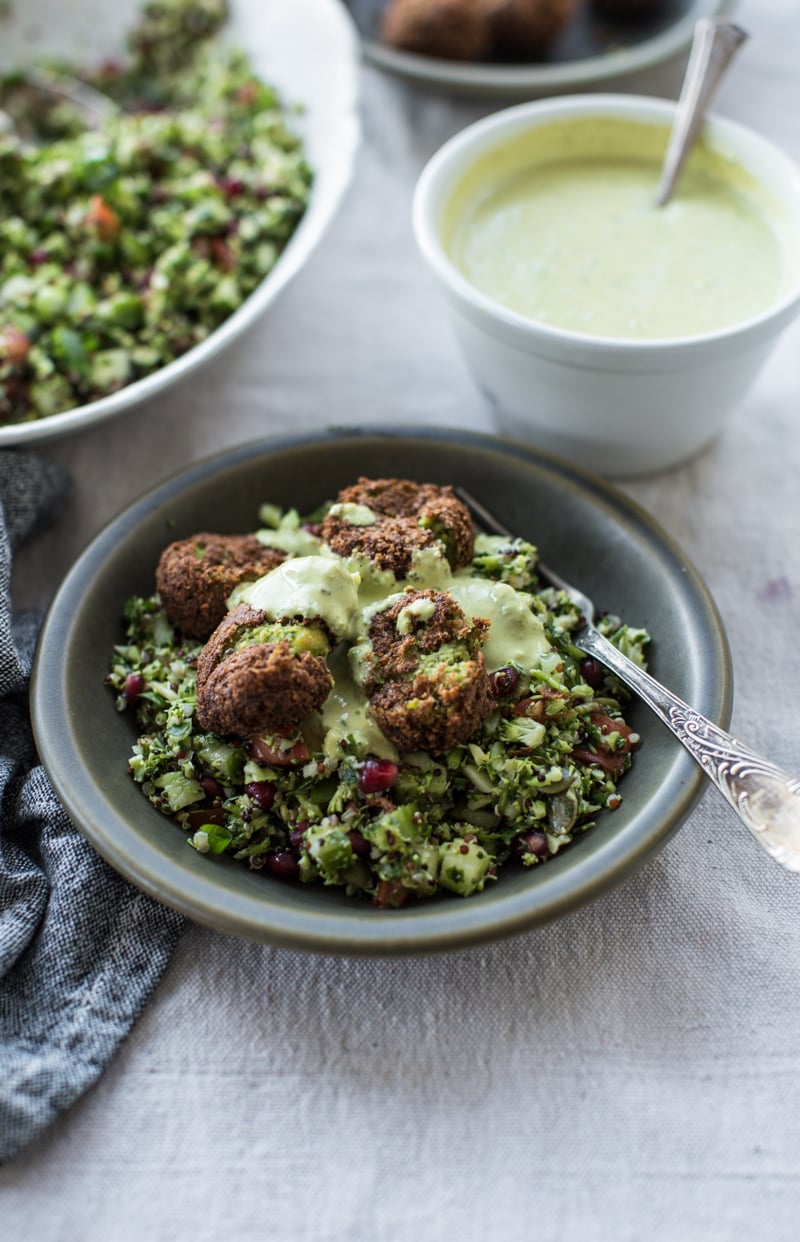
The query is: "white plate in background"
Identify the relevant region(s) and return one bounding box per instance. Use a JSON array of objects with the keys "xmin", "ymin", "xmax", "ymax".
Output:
[{"xmin": 0, "ymin": 0, "xmax": 360, "ymax": 445}]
